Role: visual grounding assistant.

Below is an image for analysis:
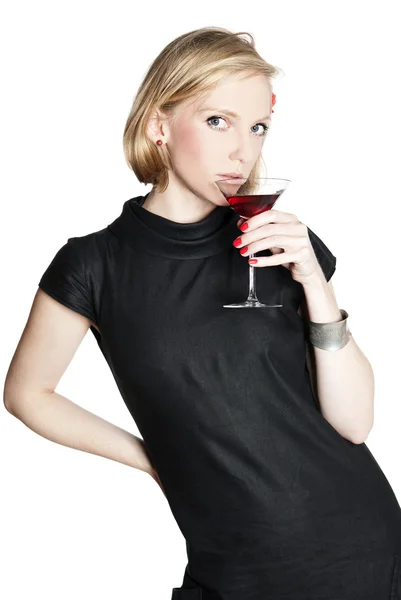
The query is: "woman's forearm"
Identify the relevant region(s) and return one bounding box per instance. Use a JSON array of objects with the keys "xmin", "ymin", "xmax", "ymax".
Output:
[
  {"xmin": 302, "ymin": 272, "xmax": 374, "ymax": 444},
  {"xmin": 5, "ymin": 391, "xmax": 155, "ymax": 475}
]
